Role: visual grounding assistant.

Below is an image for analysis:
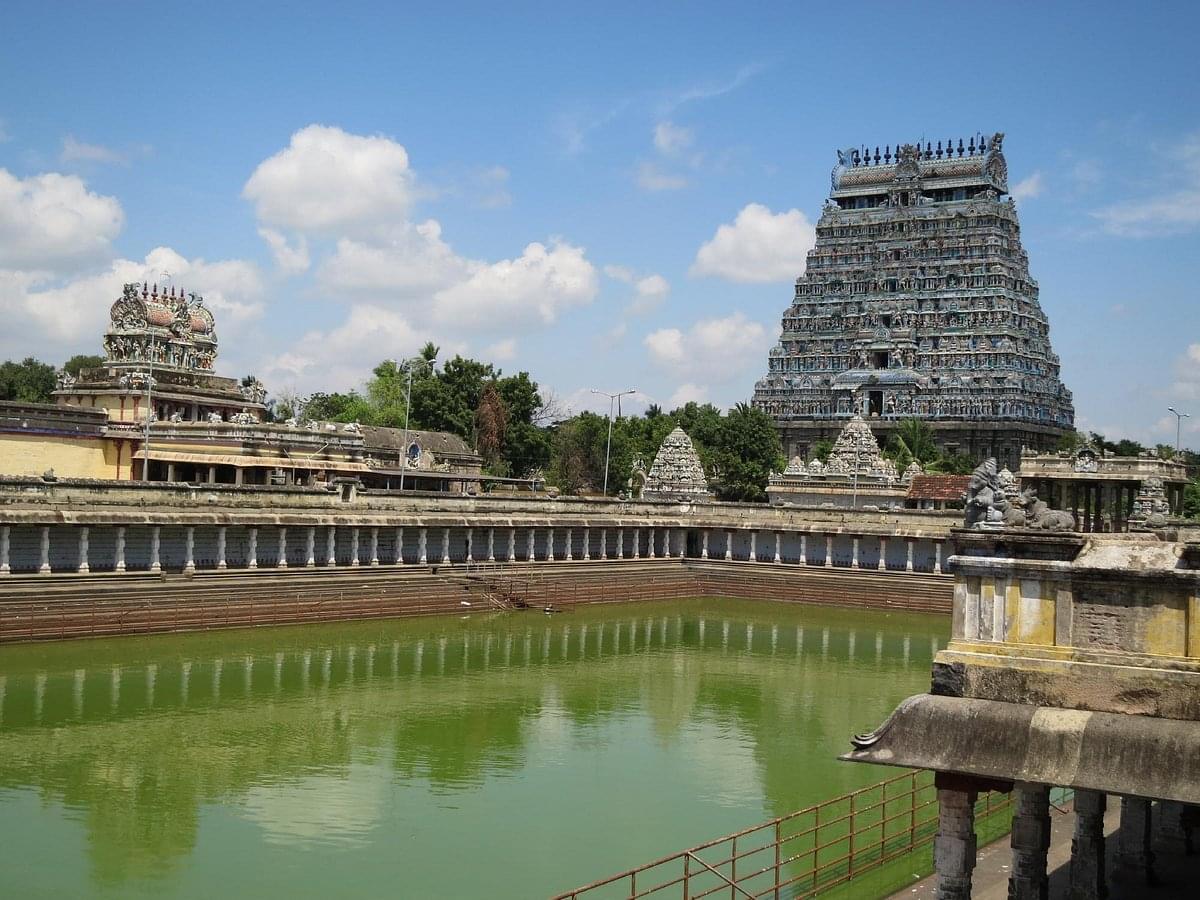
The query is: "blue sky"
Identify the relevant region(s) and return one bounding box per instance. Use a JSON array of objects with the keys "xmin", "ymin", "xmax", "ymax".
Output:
[{"xmin": 1, "ymin": 1, "xmax": 1198, "ymax": 444}]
